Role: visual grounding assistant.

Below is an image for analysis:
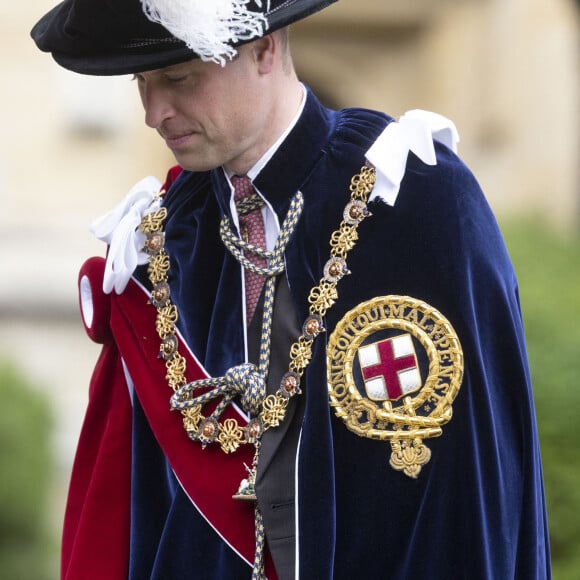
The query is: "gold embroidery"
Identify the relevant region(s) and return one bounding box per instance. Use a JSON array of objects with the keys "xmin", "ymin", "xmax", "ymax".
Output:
[
  {"xmin": 327, "ymin": 295, "xmax": 463, "ymax": 478},
  {"xmin": 389, "ymin": 437, "xmax": 432, "ymax": 478}
]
